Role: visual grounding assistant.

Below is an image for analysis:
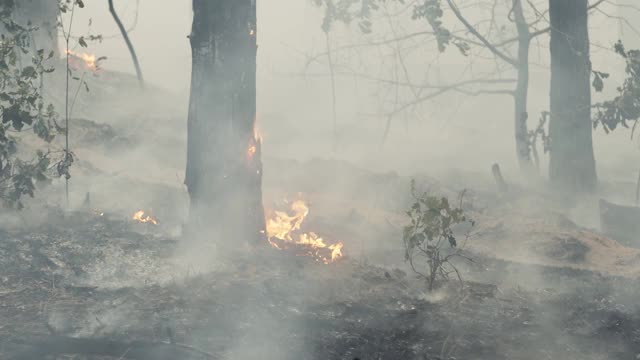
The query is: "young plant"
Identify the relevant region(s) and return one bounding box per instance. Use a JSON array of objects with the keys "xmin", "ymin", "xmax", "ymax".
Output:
[{"xmin": 403, "ymin": 180, "xmax": 473, "ymax": 291}]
